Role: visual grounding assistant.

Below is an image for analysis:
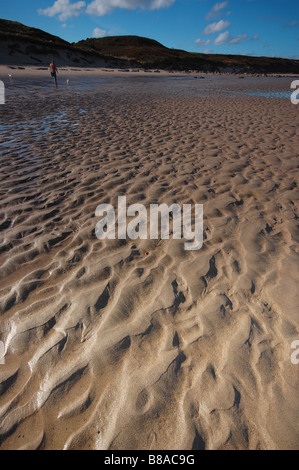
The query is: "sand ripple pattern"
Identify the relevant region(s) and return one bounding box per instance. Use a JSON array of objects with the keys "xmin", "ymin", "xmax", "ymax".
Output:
[{"xmin": 0, "ymin": 79, "xmax": 298, "ymax": 450}]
